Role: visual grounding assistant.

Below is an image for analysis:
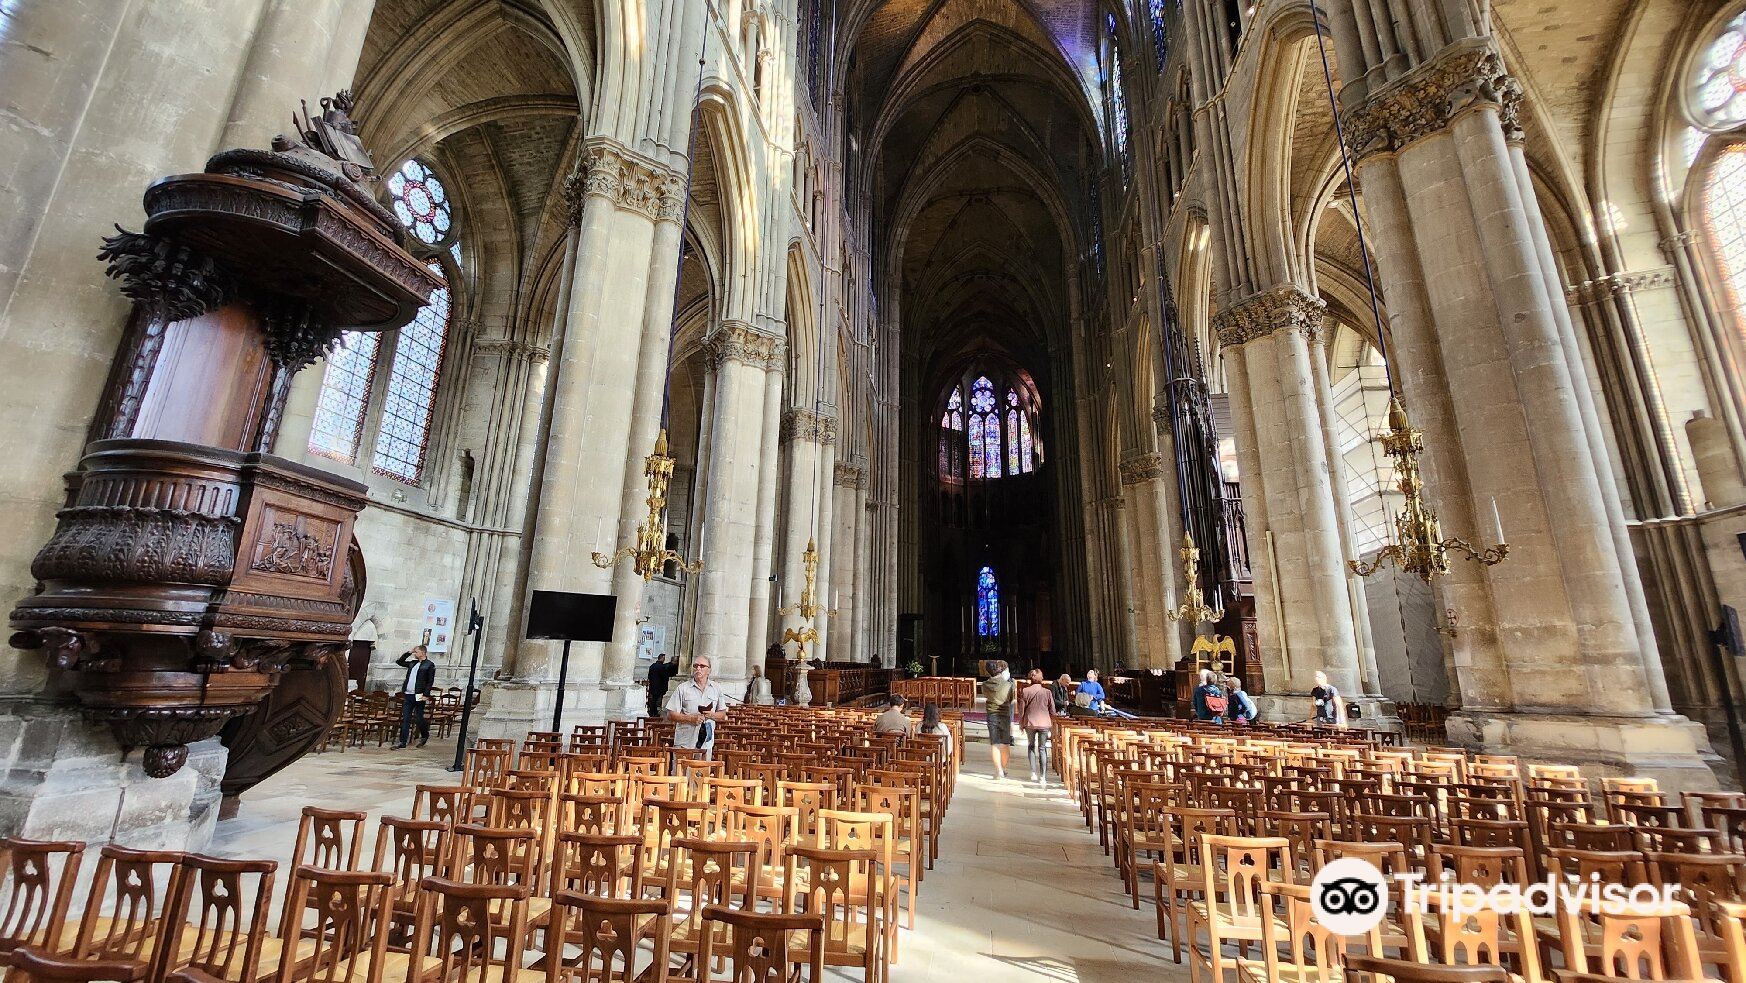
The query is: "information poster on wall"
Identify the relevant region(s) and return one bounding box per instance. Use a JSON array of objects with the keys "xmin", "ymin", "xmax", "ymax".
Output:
[
  {"xmin": 637, "ymin": 624, "xmax": 665, "ymax": 664},
  {"xmin": 422, "ymin": 598, "xmax": 455, "ymax": 654}
]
